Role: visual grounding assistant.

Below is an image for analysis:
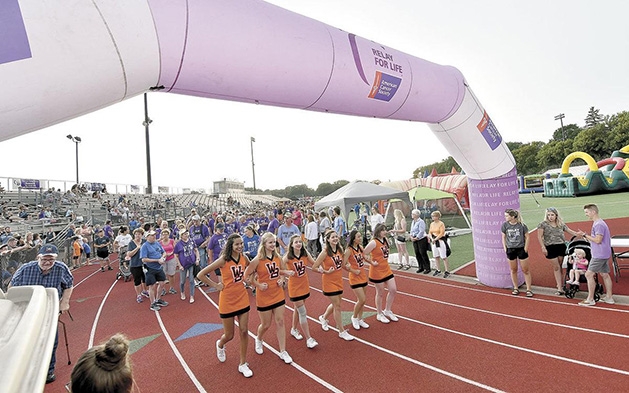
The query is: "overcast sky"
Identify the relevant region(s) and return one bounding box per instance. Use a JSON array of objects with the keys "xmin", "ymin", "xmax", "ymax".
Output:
[{"xmin": 2, "ymin": 0, "xmax": 628, "ymax": 192}]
